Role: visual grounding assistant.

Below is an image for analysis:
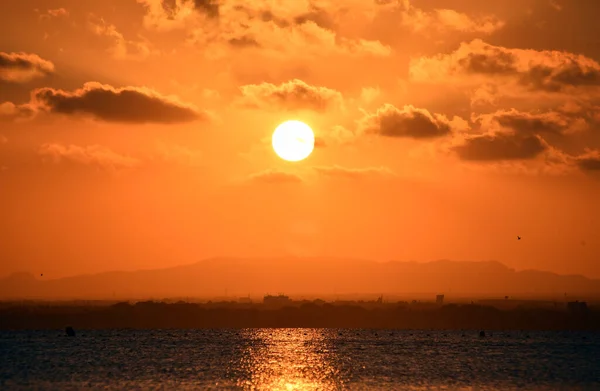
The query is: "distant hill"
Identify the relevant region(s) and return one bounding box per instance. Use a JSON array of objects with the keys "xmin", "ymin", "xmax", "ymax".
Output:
[{"xmin": 1, "ymin": 258, "xmax": 599, "ymax": 300}]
